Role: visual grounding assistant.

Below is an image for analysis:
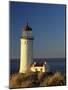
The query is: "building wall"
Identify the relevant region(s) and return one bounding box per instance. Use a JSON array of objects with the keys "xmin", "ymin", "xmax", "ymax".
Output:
[
  {"xmin": 31, "ymin": 66, "xmax": 45, "ymax": 72},
  {"xmin": 19, "ymin": 38, "xmax": 33, "ymax": 73}
]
